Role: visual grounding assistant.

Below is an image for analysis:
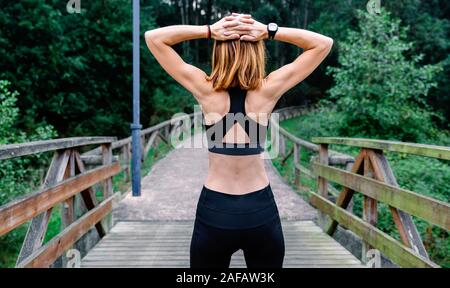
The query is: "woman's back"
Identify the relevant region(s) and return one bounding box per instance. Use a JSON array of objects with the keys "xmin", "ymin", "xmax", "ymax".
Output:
[{"xmin": 199, "ymin": 84, "xmax": 275, "ymax": 194}]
